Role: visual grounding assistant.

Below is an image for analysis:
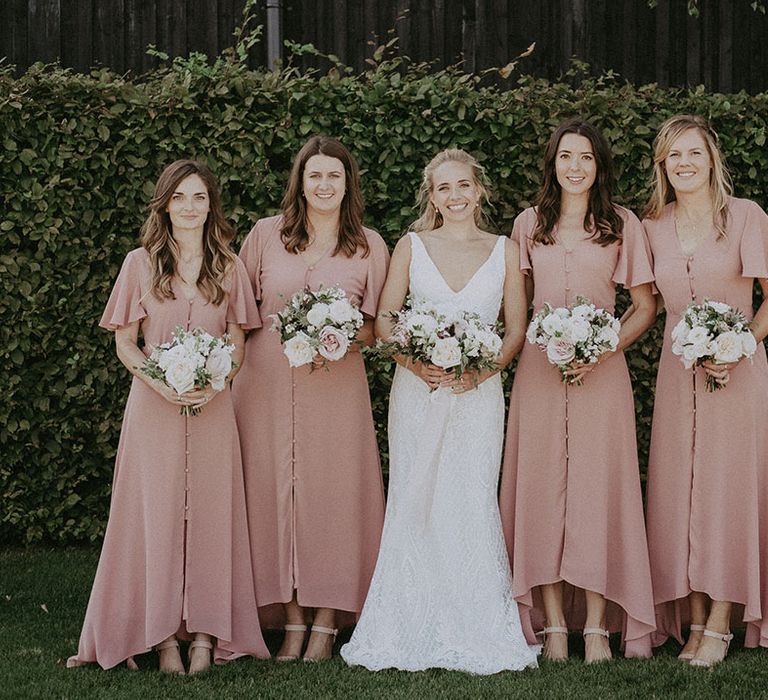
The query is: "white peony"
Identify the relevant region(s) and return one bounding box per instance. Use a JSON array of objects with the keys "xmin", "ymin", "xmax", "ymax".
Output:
[
  {"xmin": 596, "ymin": 326, "xmax": 620, "ymax": 350},
  {"xmin": 525, "ymin": 317, "xmax": 540, "ymax": 344},
  {"xmin": 306, "ymin": 302, "xmax": 331, "ymax": 327},
  {"xmin": 541, "ymin": 313, "xmax": 564, "ymax": 336},
  {"xmin": 571, "ymin": 303, "xmax": 594, "ymax": 320},
  {"xmin": 283, "ymin": 332, "xmax": 315, "ymax": 367},
  {"xmin": 328, "ymin": 298, "xmax": 355, "ymax": 324},
  {"xmin": 546, "ymin": 337, "xmax": 576, "ymax": 365},
  {"xmin": 164, "ymin": 356, "xmax": 197, "ymax": 395},
  {"xmin": 741, "ymin": 330, "xmax": 757, "ymax": 358},
  {"xmin": 406, "ymin": 312, "xmax": 439, "ymax": 337},
  {"xmin": 681, "ymin": 343, "xmax": 702, "ymax": 369},
  {"xmin": 712, "ymin": 331, "xmax": 744, "ymax": 363},
  {"xmin": 706, "ymin": 300, "xmax": 731, "ymax": 314},
  {"xmin": 317, "ymin": 325, "xmax": 350, "ymax": 361},
  {"xmin": 205, "ymin": 347, "xmax": 233, "ymax": 391},
  {"xmin": 569, "ymin": 318, "xmax": 591, "ymax": 343},
  {"xmin": 671, "ymin": 319, "xmax": 691, "ymax": 343},
  {"xmin": 430, "ymin": 336, "xmax": 462, "ymax": 369},
  {"xmin": 157, "ymin": 343, "xmax": 190, "ymax": 371}
]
